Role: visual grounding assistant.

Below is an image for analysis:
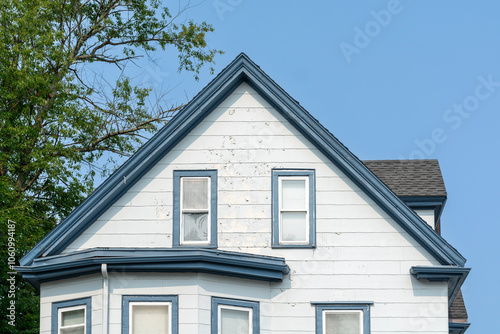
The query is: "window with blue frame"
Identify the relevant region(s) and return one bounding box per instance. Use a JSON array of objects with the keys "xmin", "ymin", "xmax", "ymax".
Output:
[
  {"xmin": 211, "ymin": 297, "xmax": 260, "ymax": 334},
  {"xmin": 312, "ymin": 302, "xmax": 372, "ymax": 334},
  {"xmin": 52, "ymin": 297, "xmax": 91, "ymax": 334},
  {"xmin": 272, "ymin": 169, "xmax": 316, "ymax": 247},
  {"xmin": 173, "ymin": 170, "xmax": 217, "ymax": 247},
  {"xmin": 122, "ymin": 295, "xmax": 178, "ymax": 334}
]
